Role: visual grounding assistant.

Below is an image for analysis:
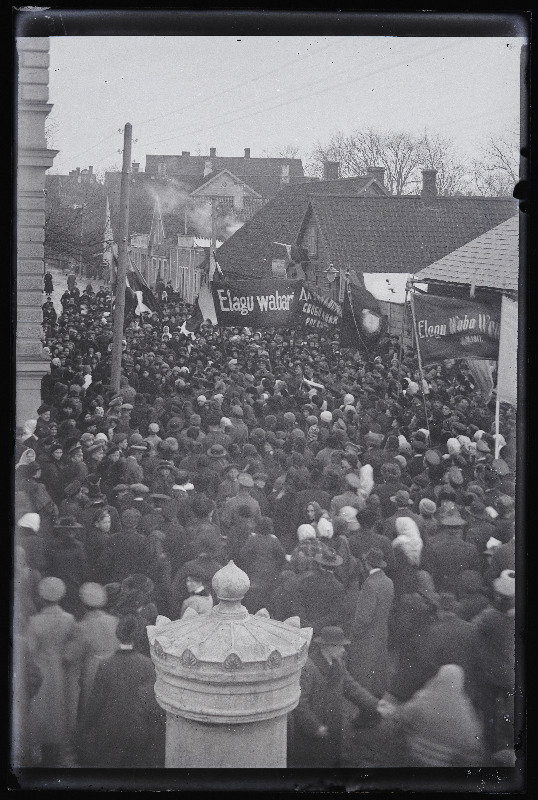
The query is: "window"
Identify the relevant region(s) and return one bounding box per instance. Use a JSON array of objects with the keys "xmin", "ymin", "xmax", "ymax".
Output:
[{"xmin": 304, "ymin": 223, "xmax": 318, "ymax": 257}]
